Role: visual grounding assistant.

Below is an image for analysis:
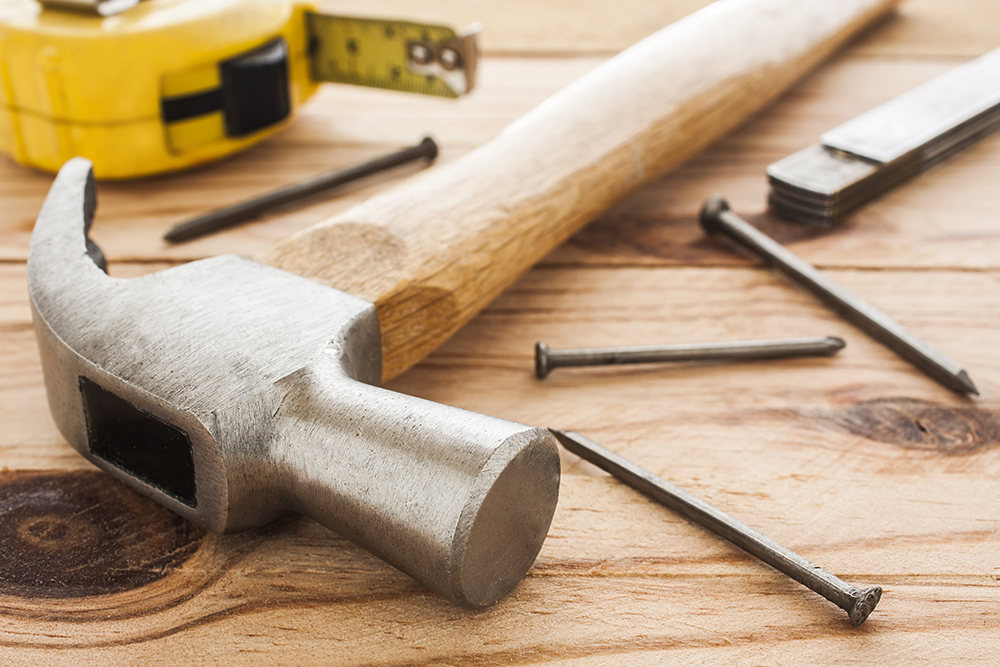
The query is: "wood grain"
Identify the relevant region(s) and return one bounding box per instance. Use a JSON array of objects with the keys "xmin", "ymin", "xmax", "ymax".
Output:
[
  {"xmin": 6, "ymin": 261, "xmax": 1000, "ymax": 465},
  {"xmin": 0, "ymin": 470, "xmax": 205, "ymax": 599},
  {"xmin": 259, "ymin": 0, "xmax": 901, "ymax": 380},
  {"xmin": 2, "ymin": 0, "xmax": 1000, "ymax": 663},
  {"xmin": 7, "ymin": 56, "xmax": 1000, "ymax": 272},
  {"xmin": 1, "ymin": 474, "xmax": 997, "ymax": 661},
  {"xmin": 322, "ymin": 0, "xmax": 1000, "ymax": 59}
]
